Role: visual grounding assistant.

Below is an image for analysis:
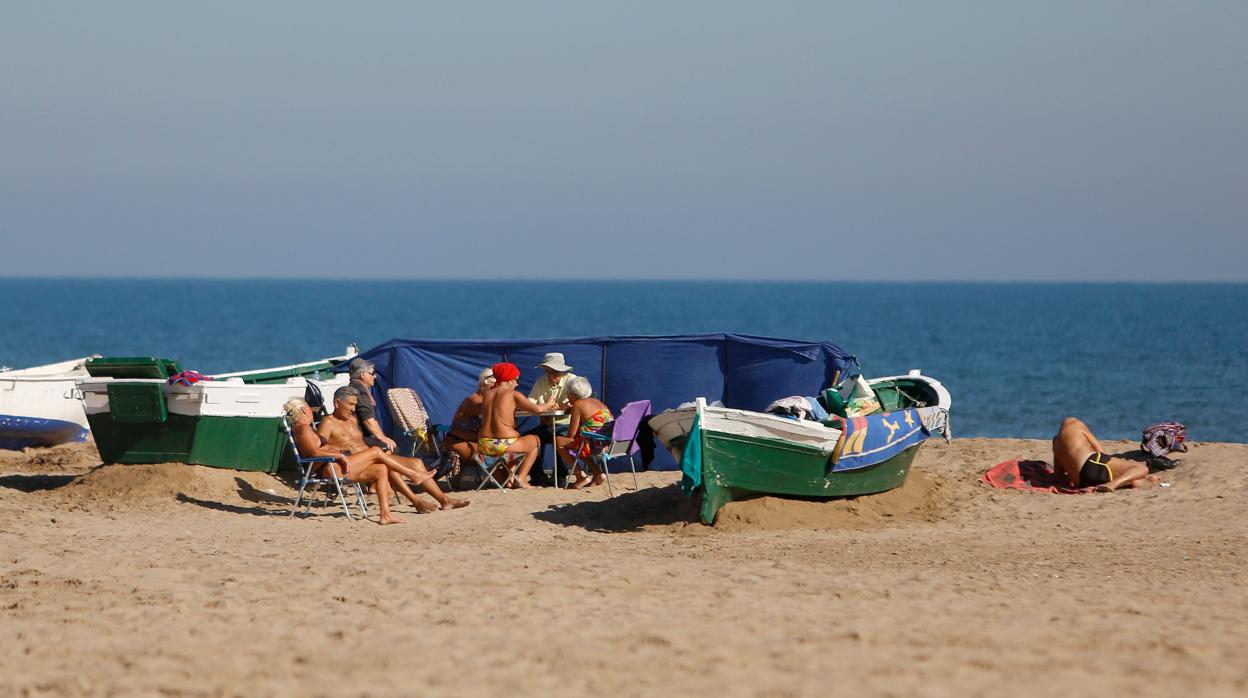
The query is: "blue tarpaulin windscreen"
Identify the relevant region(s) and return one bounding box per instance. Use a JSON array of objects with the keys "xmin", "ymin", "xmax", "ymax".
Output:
[{"xmin": 345, "ymin": 334, "xmax": 858, "ymax": 470}]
